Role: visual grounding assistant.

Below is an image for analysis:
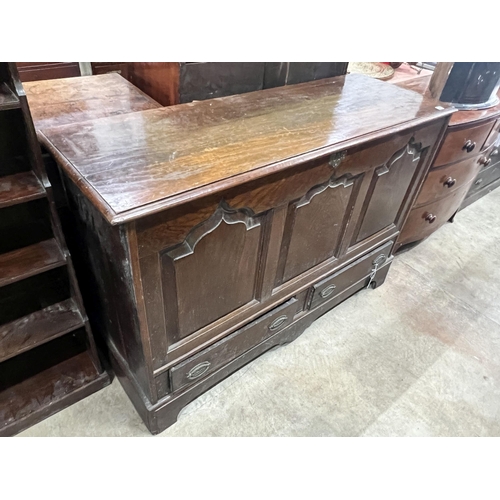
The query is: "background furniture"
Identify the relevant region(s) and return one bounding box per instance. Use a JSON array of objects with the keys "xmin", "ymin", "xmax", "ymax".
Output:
[
  {"xmin": 395, "ymin": 76, "xmax": 500, "ymax": 250},
  {"xmin": 34, "ymin": 74, "xmax": 452, "ymax": 434},
  {"xmin": 0, "ymin": 63, "xmax": 109, "ymax": 436}
]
